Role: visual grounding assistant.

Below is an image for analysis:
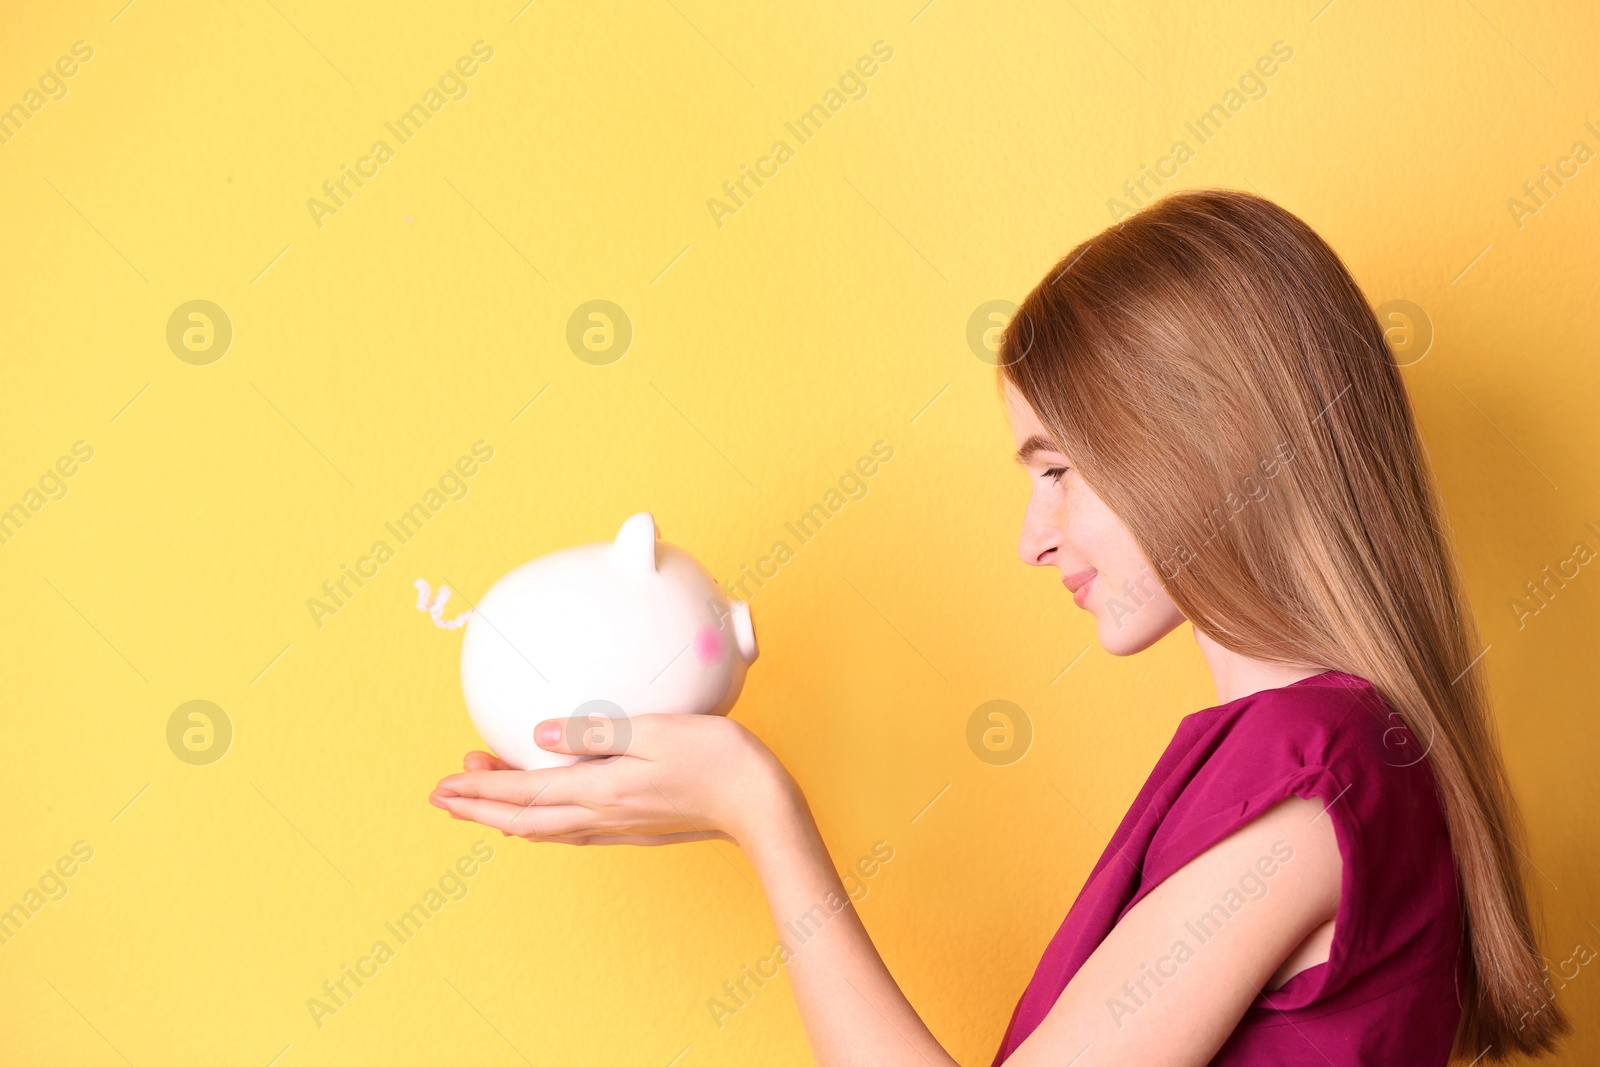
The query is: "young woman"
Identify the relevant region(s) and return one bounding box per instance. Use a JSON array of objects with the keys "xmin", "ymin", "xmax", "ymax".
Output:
[{"xmin": 430, "ymin": 189, "xmax": 1567, "ymax": 1065}]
